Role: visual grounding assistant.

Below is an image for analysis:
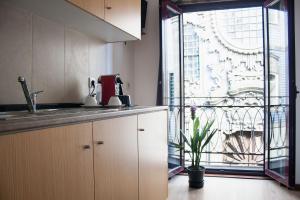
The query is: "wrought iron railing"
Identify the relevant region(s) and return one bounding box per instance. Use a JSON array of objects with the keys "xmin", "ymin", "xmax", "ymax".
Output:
[
  {"xmin": 167, "ymin": 96, "xmax": 290, "ymax": 170},
  {"xmin": 269, "ymin": 104, "xmax": 289, "ymax": 163},
  {"xmin": 167, "ymin": 96, "xmax": 265, "ymax": 170}
]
